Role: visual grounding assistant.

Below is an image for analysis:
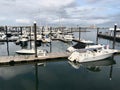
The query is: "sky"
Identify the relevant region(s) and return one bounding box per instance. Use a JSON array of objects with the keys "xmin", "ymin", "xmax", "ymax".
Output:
[{"xmin": 0, "ymin": 0, "xmax": 120, "ymax": 27}]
